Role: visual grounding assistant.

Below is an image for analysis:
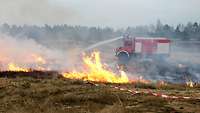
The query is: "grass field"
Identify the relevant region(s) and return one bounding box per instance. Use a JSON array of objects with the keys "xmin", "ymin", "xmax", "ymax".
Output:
[{"xmin": 0, "ymin": 71, "xmax": 200, "ymax": 113}]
